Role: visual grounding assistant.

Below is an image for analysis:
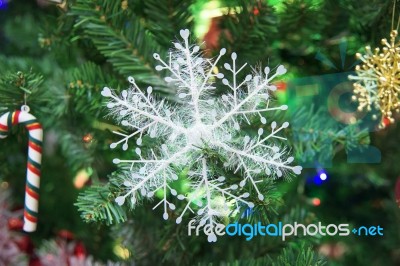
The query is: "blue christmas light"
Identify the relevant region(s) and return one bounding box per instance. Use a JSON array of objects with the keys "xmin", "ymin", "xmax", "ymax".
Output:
[
  {"xmin": 319, "ymin": 172, "xmax": 327, "ymax": 181},
  {"xmin": 0, "ymin": 0, "xmax": 8, "ymax": 10},
  {"xmin": 313, "ymin": 175, "xmax": 323, "ymax": 185},
  {"xmin": 311, "ymin": 169, "xmax": 328, "ymax": 185}
]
